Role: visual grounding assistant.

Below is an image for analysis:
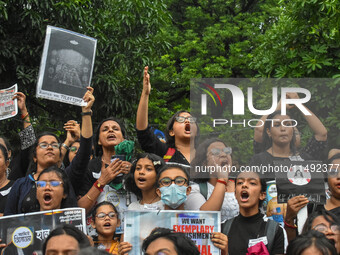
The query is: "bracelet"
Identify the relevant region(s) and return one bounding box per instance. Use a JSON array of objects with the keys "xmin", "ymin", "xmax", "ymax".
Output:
[
  {"xmin": 81, "ymin": 110, "xmax": 92, "ymax": 116},
  {"xmin": 86, "ymin": 194, "xmax": 94, "ymax": 202},
  {"xmin": 21, "ymin": 113, "xmax": 29, "ymax": 120},
  {"xmin": 94, "ymin": 180, "xmax": 104, "ymax": 192},
  {"xmin": 61, "ymin": 143, "xmax": 70, "ymax": 151},
  {"xmin": 217, "ymin": 179, "xmax": 228, "ymax": 186},
  {"xmin": 284, "ymin": 220, "xmax": 297, "ymax": 229}
]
